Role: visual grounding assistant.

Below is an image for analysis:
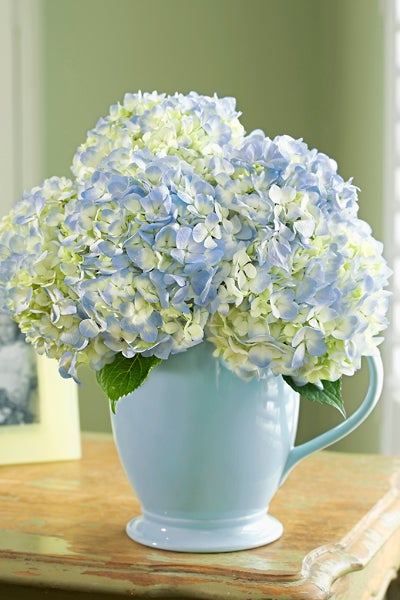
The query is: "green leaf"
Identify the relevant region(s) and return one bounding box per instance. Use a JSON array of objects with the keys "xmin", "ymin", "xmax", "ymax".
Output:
[
  {"xmin": 283, "ymin": 375, "xmax": 346, "ymax": 418},
  {"xmin": 96, "ymin": 353, "xmax": 162, "ymax": 413}
]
